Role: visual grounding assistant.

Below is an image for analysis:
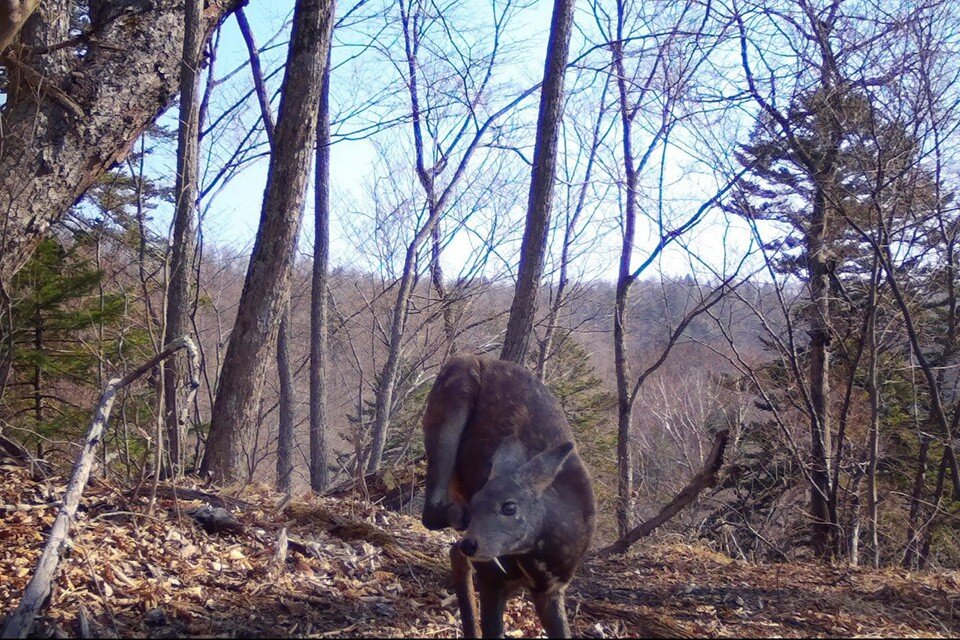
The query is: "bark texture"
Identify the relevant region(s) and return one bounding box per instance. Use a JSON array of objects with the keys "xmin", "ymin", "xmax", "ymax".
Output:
[
  {"xmin": 500, "ymin": 0, "xmax": 575, "ymax": 365},
  {"xmin": 163, "ymin": 0, "xmax": 205, "ymax": 478},
  {"xmin": 310, "ymin": 49, "xmax": 332, "ymax": 491},
  {"xmin": 0, "ymin": 0, "xmax": 39, "ymax": 53},
  {"xmin": 200, "ymin": 0, "xmax": 335, "ymax": 483},
  {"xmin": 276, "ymin": 306, "xmax": 294, "ymax": 493},
  {"xmin": 0, "ymin": 0, "xmax": 238, "ymax": 288}
]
